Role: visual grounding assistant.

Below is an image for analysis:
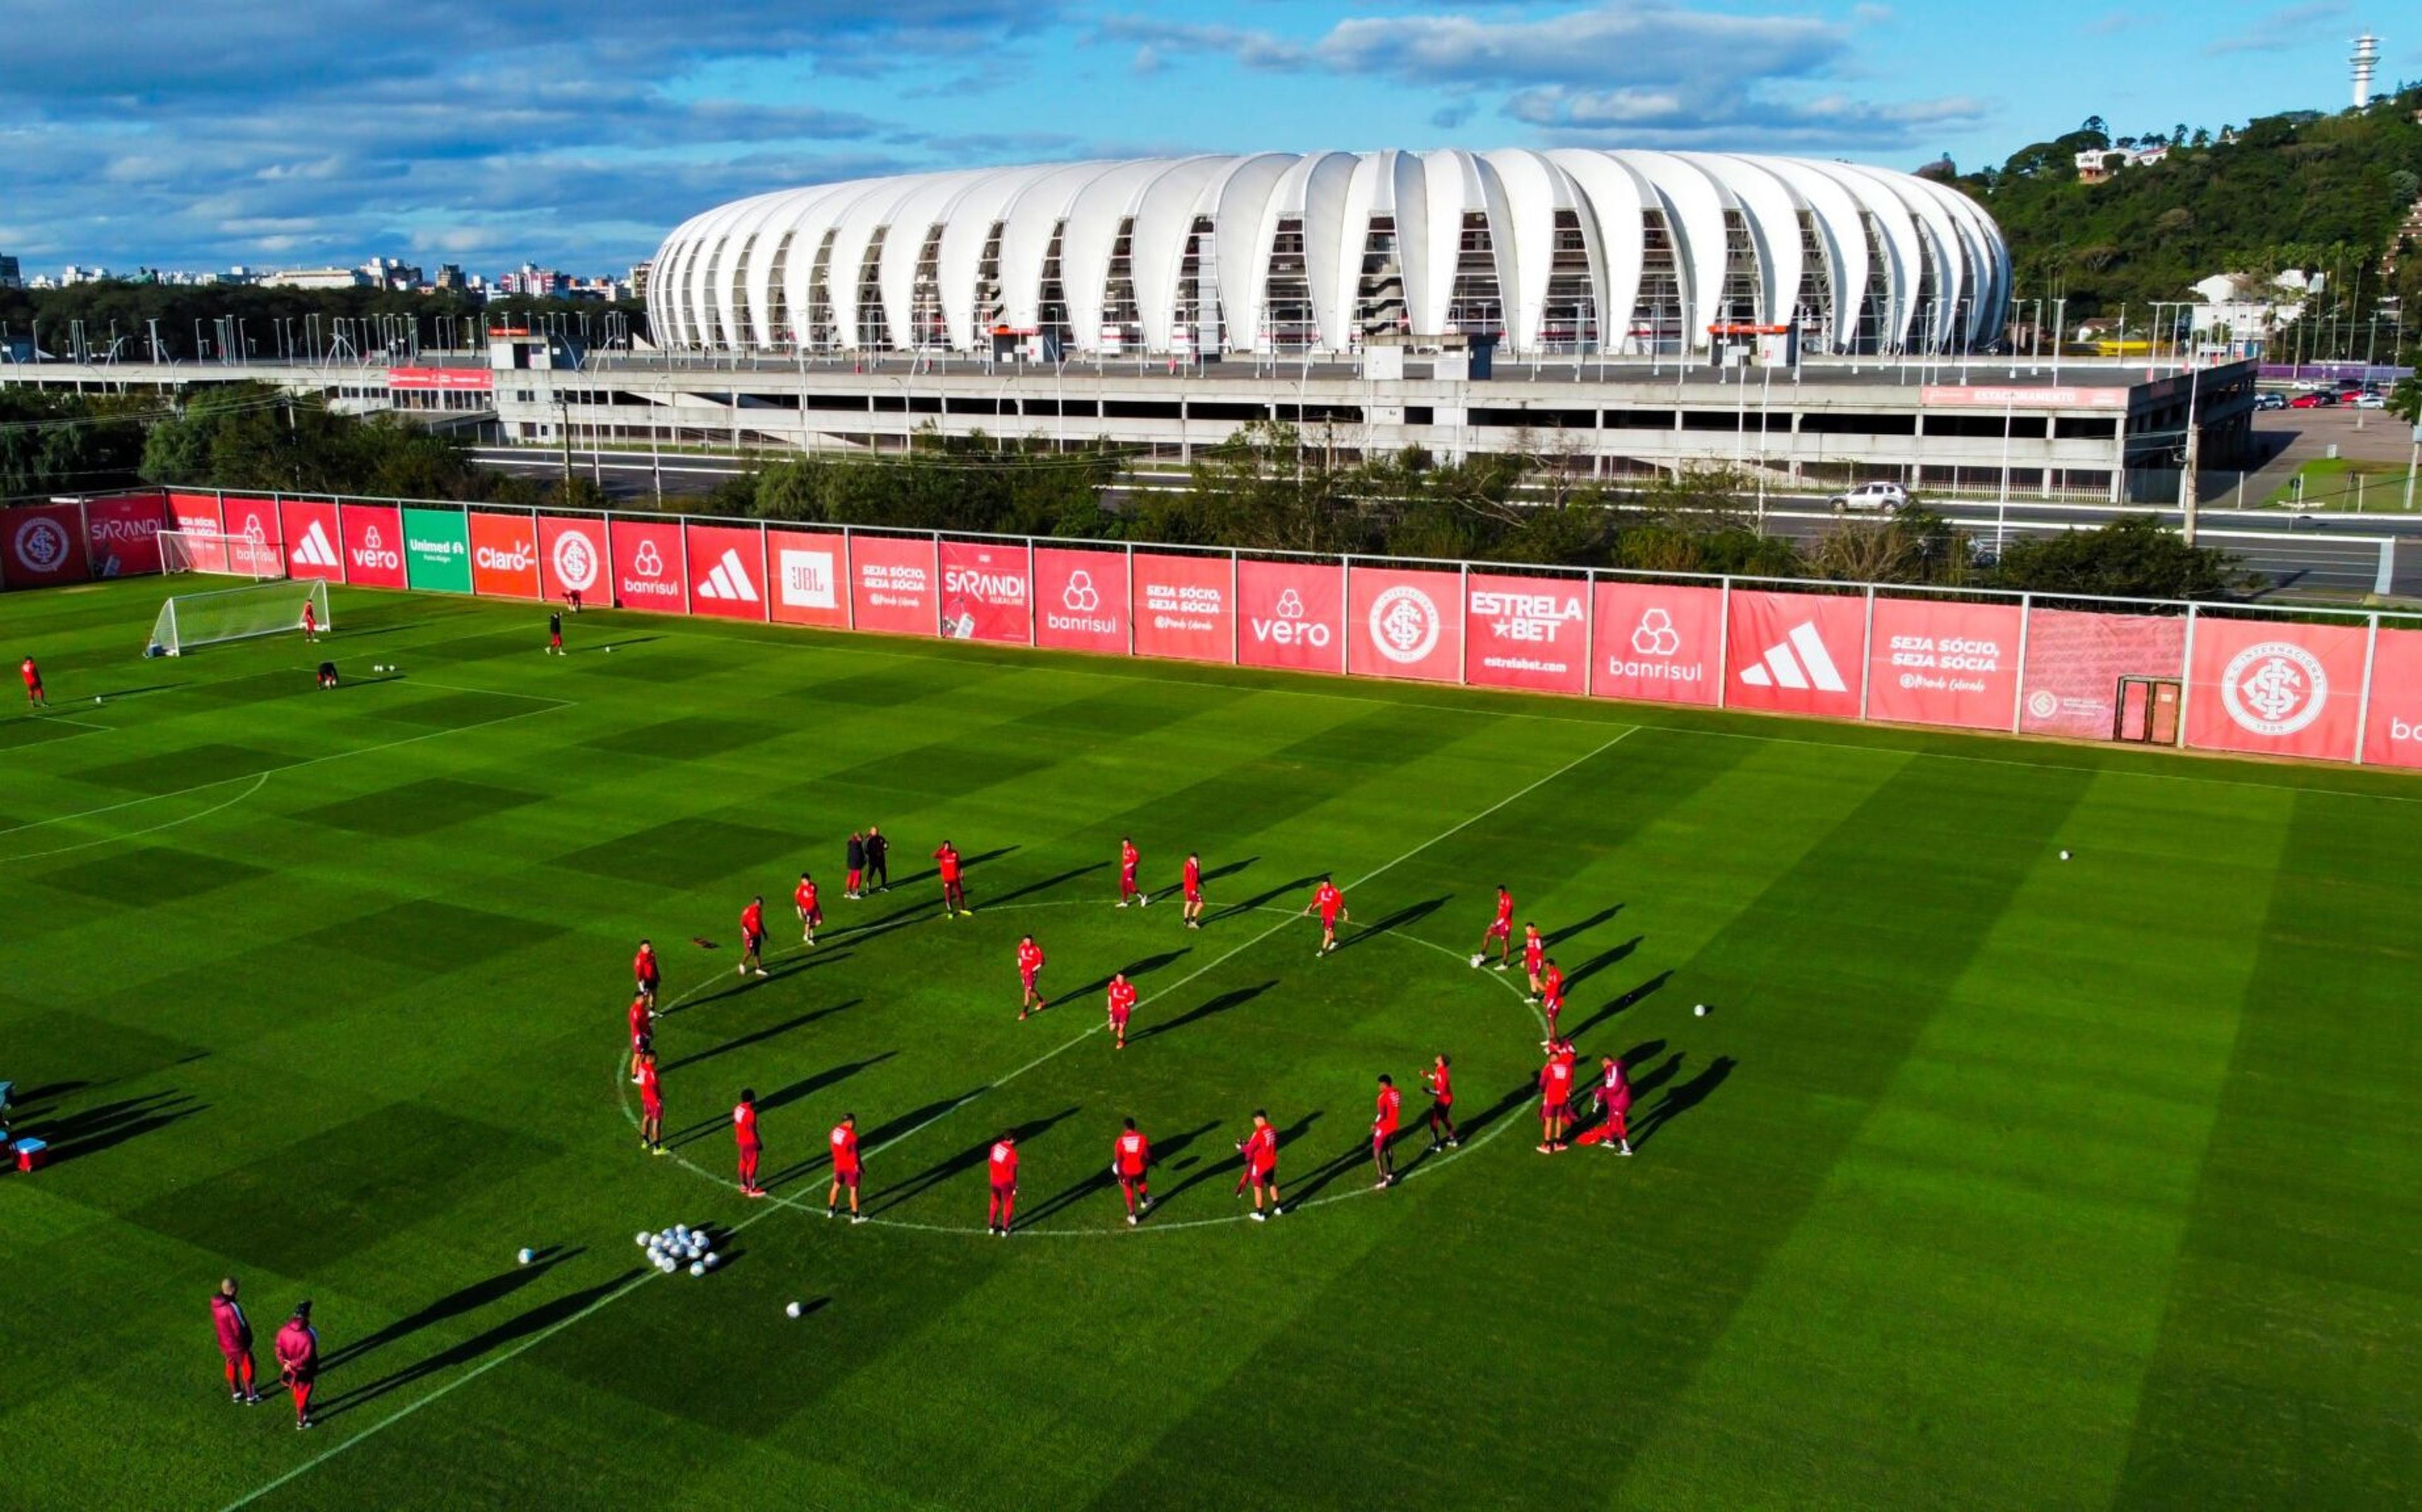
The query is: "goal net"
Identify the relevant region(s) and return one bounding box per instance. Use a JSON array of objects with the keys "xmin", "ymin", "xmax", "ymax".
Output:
[
  {"xmin": 158, "ymin": 528, "xmax": 284, "ymax": 579},
  {"xmin": 149, "ymin": 579, "xmax": 329, "ymax": 656}
]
